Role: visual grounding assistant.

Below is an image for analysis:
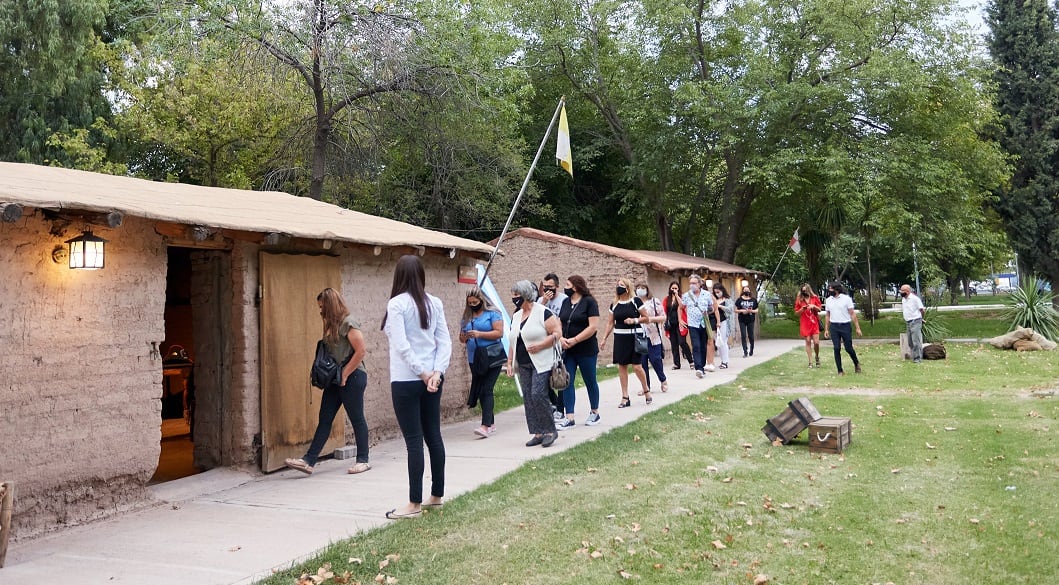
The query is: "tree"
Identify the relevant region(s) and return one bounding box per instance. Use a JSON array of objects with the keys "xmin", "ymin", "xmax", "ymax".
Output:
[
  {"xmin": 0, "ymin": 1, "xmax": 111, "ymax": 164},
  {"xmin": 988, "ymin": 0, "xmax": 1059, "ymax": 296}
]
